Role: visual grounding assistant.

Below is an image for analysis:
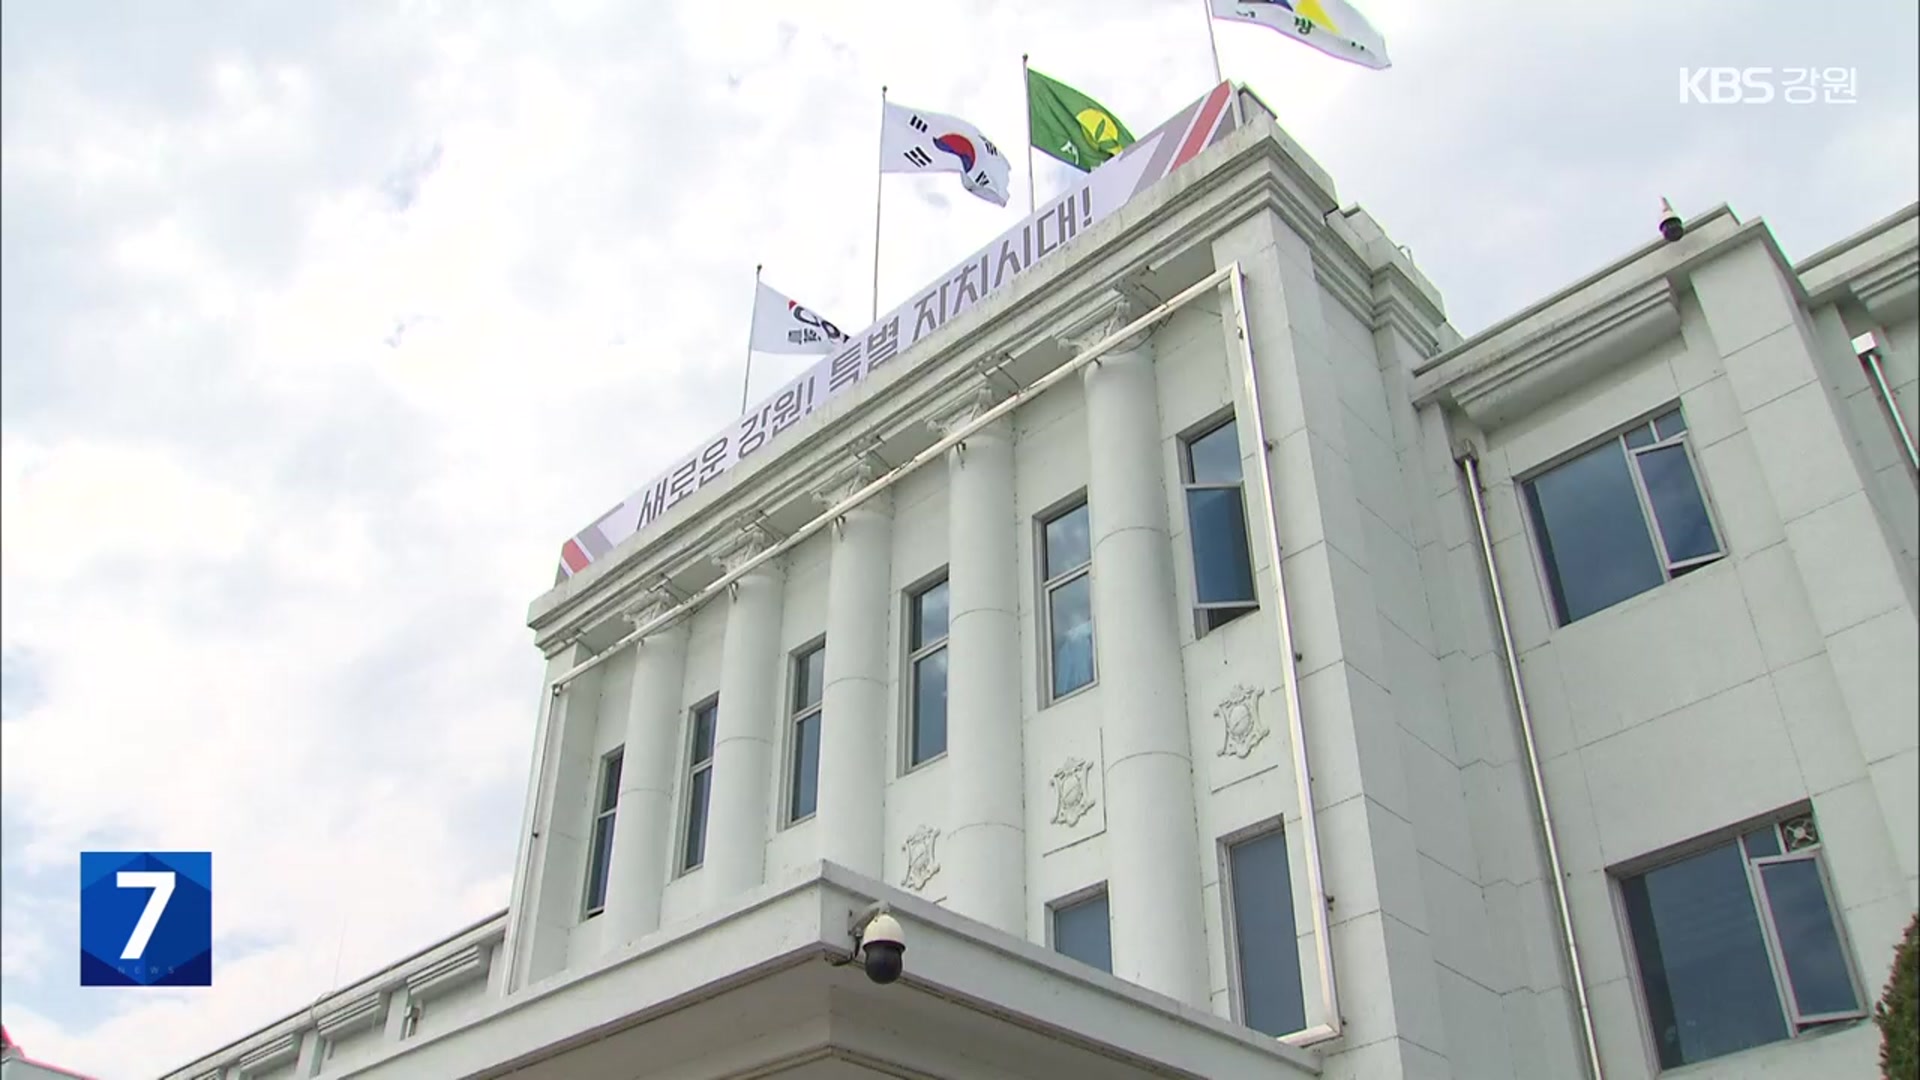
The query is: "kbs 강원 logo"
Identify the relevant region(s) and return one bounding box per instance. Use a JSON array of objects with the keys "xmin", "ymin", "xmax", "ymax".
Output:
[{"xmin": 79, "ymin": 851, "xmax": 212, "ymax": 986}]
